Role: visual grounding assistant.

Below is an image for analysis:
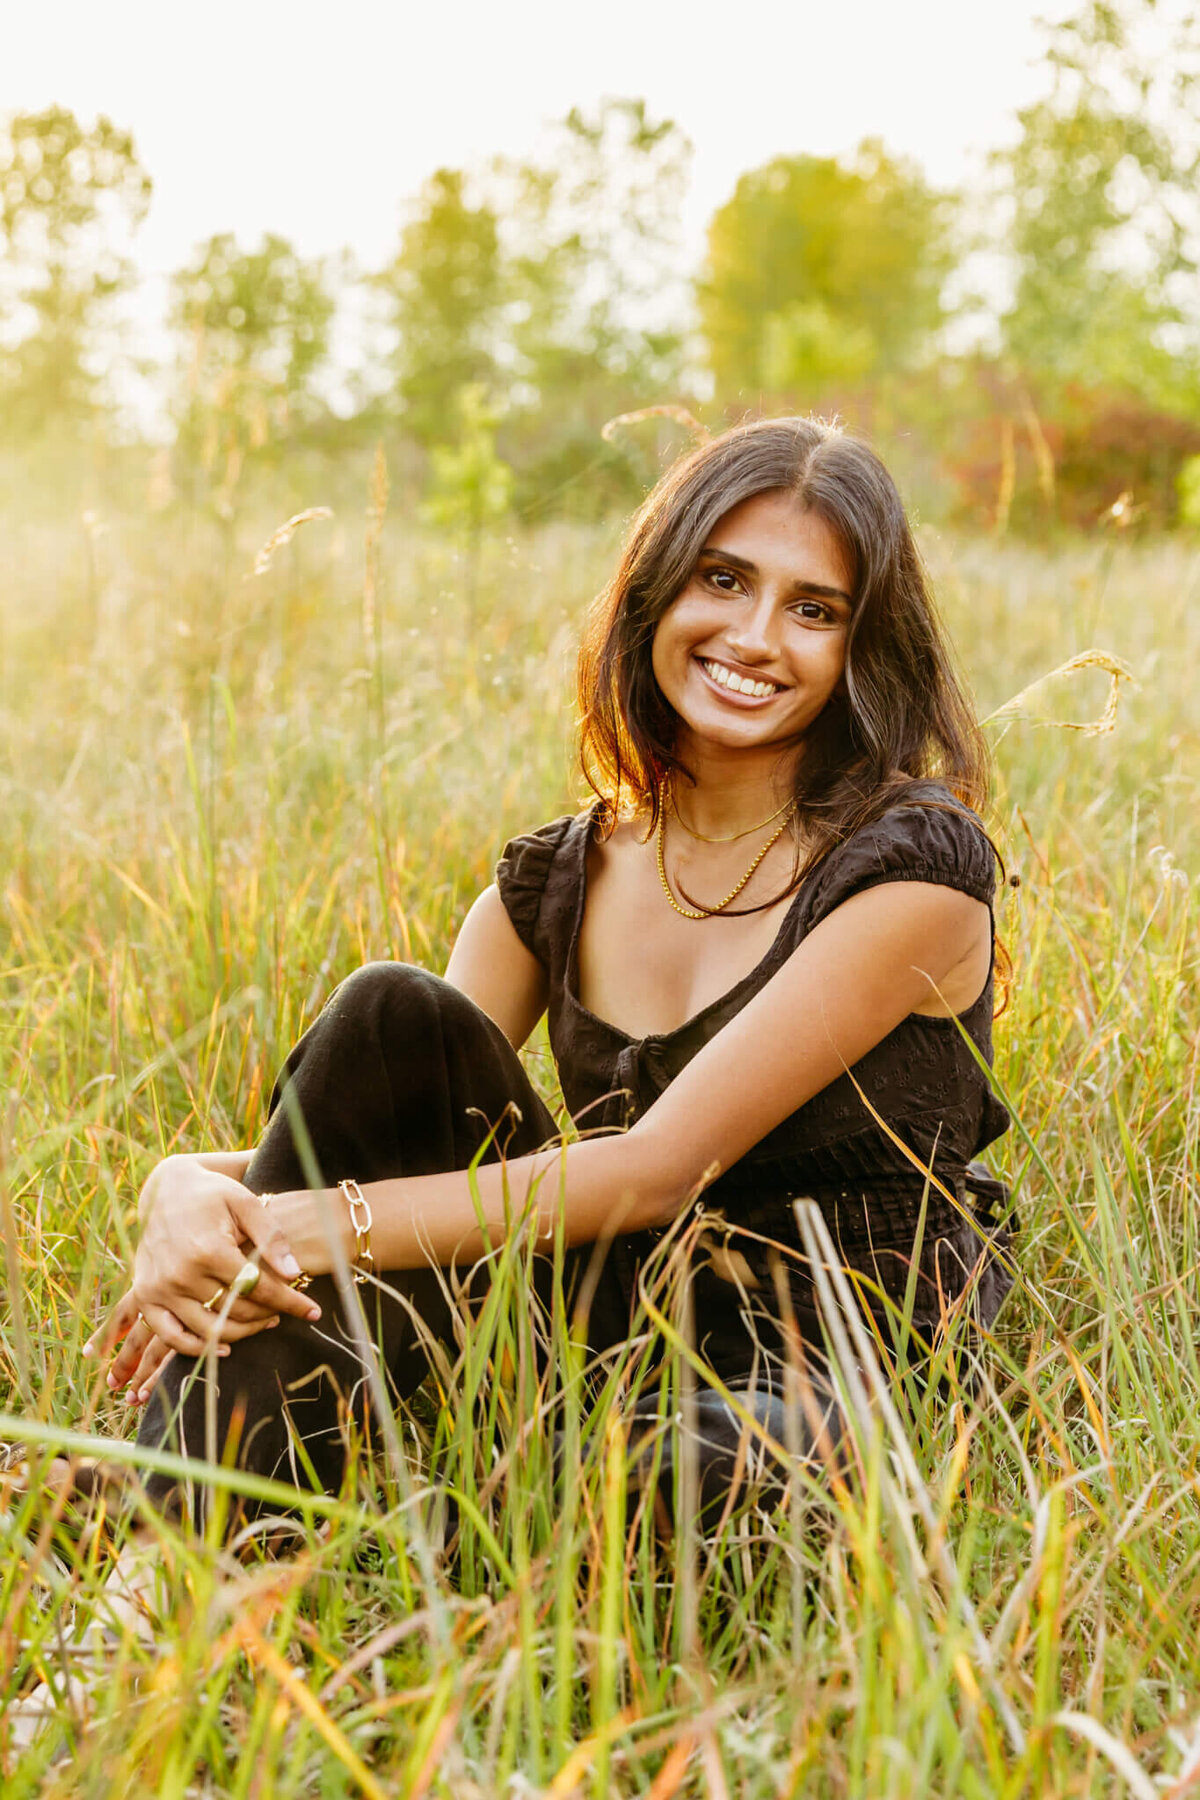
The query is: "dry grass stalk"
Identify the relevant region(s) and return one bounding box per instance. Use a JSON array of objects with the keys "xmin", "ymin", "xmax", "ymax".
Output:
[
  {"xmin": 601, "ymin": 405, "xmax": 711, "ymax": 446},
  {"xmin": 983, "ymin": 648, "xmax": 1136, "ymax": 735},
  {"xmin": 251, "ymin": 507, "xmax": 334, "ymax": 577}
]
